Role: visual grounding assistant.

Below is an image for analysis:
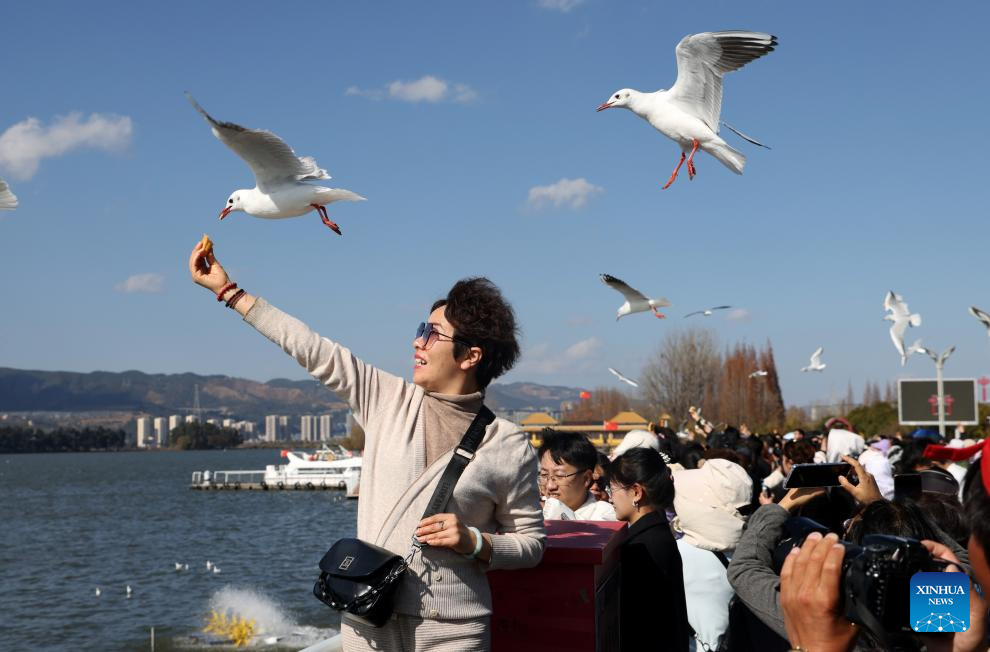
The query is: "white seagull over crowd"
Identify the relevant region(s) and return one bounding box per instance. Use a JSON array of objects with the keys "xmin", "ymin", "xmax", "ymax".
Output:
[
  {"xmin": 596, "ymin": 30, "xmax": 777, "ymax": 189},
  {"xmin": 801, "ymin": 347, "xmax": 826, "ymax": 372},
  {"xmin": 969, "ymin": 306, "xmax": 990, "ymax": 336},
  {"xmin": 608, "ymin": 367, "xmax": 640, "ymax": 388},
  {"xmin": 684, "ymin": 305, "xmax": 732, "ymax": 318},
  {"xmin": 883, "ymin": 291, "xmax": 923, "ymax": 366},
  {"xmin": 600, "ymin": 274, "xmax": 671, "ymax": 320},
  {"xmin": 749, "ymin": 370, "xmax": 768, "ymax": 378},
  {"xmin": 187, "ymin": 94, "xmax": 365, "ymax": 235},
  {"xmin": 0, "ymin": 177, "xmax": 18, "ymax": 211}
]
